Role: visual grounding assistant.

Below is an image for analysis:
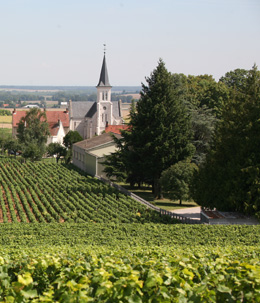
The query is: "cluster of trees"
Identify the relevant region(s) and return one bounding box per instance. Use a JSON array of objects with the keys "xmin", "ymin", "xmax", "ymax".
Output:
[
  {"xmin": 0, "ymin": 91, "xmax": 45, "ymax": 102},
  {"xmin": 103, "ymin": 60, "xmax": 260, "ymax": 218},
  {"xmin": 0, "ymin": 109, "xmax": 12, "ymax": 116},
  {"xmin": 0, "ymin": 108, "xmax": 82, "ymax": 162}
]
